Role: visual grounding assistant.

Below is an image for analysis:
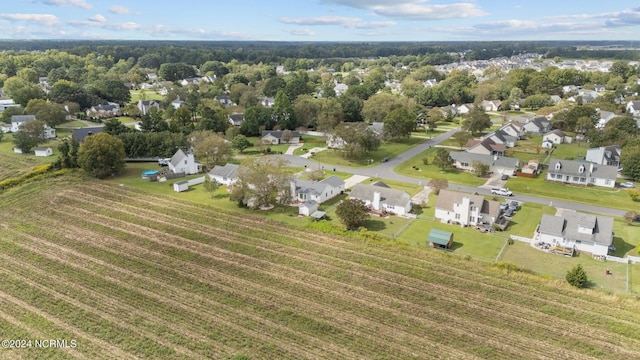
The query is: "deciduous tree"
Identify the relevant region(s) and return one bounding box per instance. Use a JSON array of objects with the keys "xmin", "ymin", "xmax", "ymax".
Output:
[
  {"xmin": 383, "ymin": 107, "xmax": 415, "ymax": 140},
  {"xmin": 189, "ymin": 131, "xmax": 233, "ymax": 168},
  {"xmin": 231, "ymin": 134, "xmax": 252, "ymax": 153},
  {"xmin": 336, "ymin": 199, "xmax": 370, "ymax": 230},
  {"xmin": 13, "ymin": 130, "xmax": 38, "ymax": 153},
  {"xmin": 432, "ymin": 148, "xmax": 453, "ymax": 171},
  {"xmin": 77, "ymin": 132, "xmax": 126, "ymax": 178},
  {"xmin": 621, "ymin": 145, "xmax": 640, "ymax": 182},
  {"xmin": 235, "ymin": 157, "xmax": 292, "ymax": 208},
  {"xmin": 462, "ymin": 106, "xmax": 491, "ymax": 135}
]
